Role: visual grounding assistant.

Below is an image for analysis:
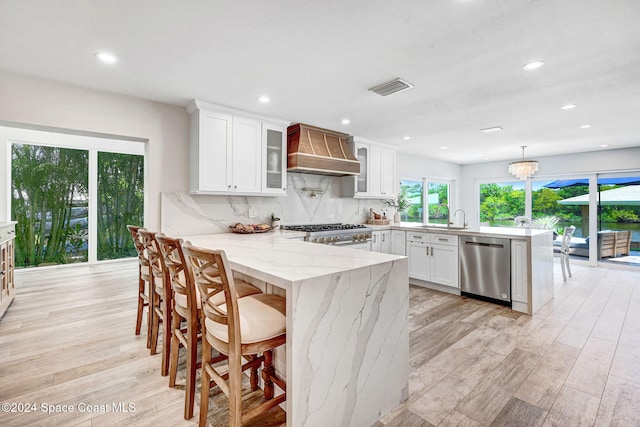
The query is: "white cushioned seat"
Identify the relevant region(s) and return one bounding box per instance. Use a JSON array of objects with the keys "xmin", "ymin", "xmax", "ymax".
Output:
[
  {"xmin": 174, "ymin": 277, "xmax": 259, "ymax": 310},
  {"xmin": 205, "ymin": 294, "xmax": 286, "ymax": 344}
]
